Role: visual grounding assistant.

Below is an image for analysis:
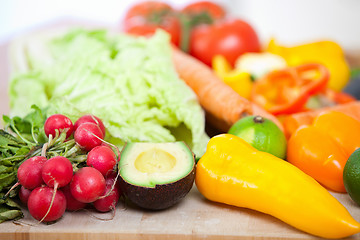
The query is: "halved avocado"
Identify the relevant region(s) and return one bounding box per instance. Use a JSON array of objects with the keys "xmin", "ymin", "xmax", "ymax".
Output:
[{"xmin": 118, "ymin": 141, "xmax": 195, "ymax": 210}]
